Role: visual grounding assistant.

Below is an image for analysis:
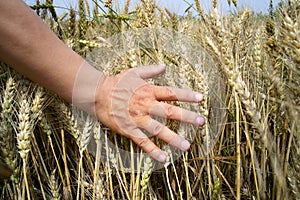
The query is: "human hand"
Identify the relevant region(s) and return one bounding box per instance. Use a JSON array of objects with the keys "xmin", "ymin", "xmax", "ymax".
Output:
[{"xmin": 95, "ymin": 64, "xmax": 205, "ymax": 162}]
